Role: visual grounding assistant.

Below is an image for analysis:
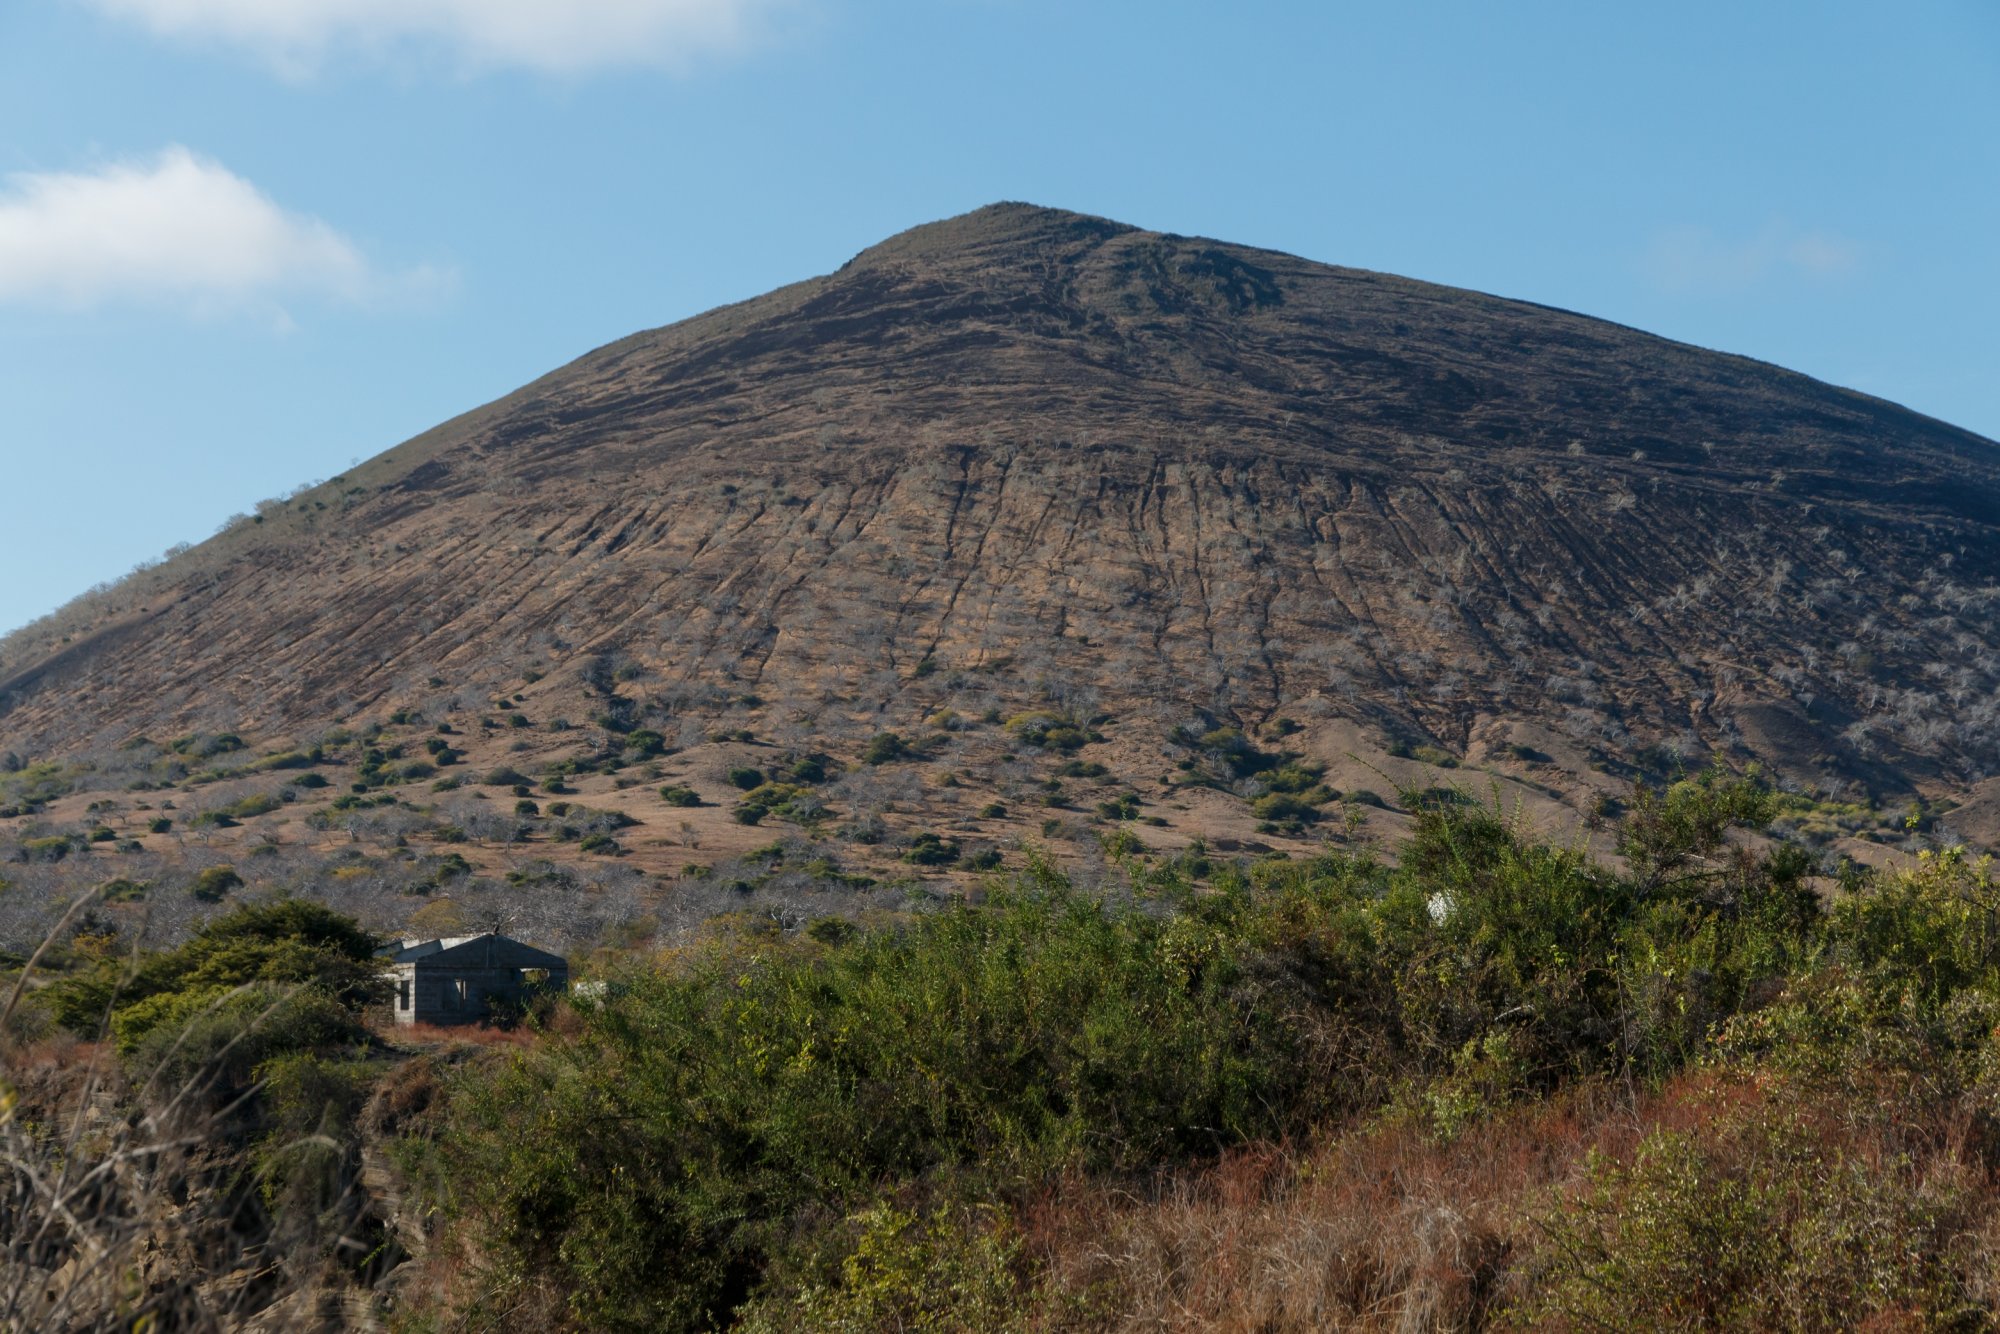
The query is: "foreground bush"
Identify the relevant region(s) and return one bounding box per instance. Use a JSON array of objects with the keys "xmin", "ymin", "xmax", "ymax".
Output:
[
  {"xmin": 392, "ymin": 773, "xmax": 2000, "ymax": 1329},
  {"xmin": 43, "ymin": 898, "xmax": 384, "ymax": 1048},
  {"xmin": 432, "ymin": 864, "xmax": 1317, "ymax": 1328},
  {"xmin": 3, "ymin": 900, "xmax": 392, "ymax": 1326}
]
